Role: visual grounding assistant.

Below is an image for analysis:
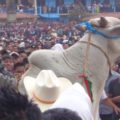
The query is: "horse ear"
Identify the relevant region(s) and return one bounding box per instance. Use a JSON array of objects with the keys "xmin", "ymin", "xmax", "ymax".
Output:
[
  {"xmin": 90, "ymin": 17, "xmax": 108, "ymax": 28},
  {"xmin": 99, "ymin": 17, "xmax": 108, "ymax": 28}
]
